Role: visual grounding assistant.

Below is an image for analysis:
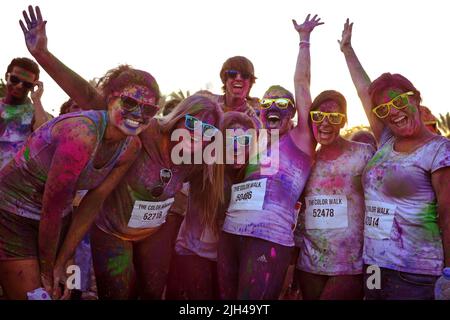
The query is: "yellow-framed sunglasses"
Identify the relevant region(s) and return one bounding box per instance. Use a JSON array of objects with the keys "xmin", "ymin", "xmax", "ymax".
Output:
[
  {"xmin": 310, "ymin": 111, "xmax": 346, "ymax": 125},
  {"xmin": 372, "ymin": 91, "xmax": 415, "ymax": 119},
  {"xmin": 260, "ymin": 98, "xmax": 293, "ymax": 109}
]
